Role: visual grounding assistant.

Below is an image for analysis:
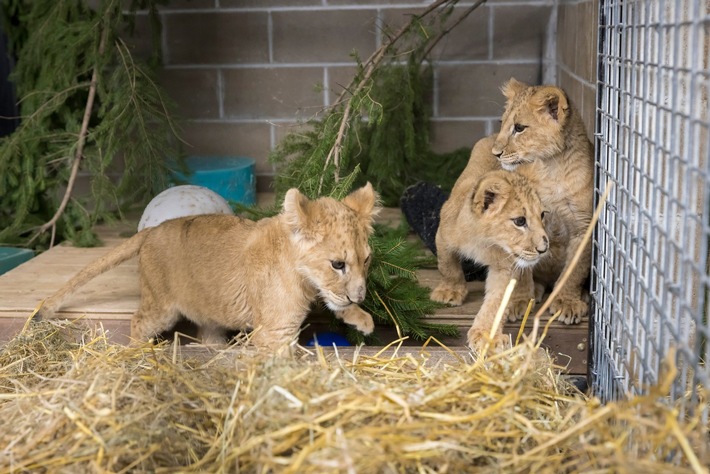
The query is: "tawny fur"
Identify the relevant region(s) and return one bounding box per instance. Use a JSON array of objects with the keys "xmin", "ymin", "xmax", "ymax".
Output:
[
  {"xmin": 433, "ymin": 78, "xmax": 595, "ymax": 348},
  {"xmin": 40, "ymin": 184, "xmax": 380, "ymax": 352},
  {"xmin": 432, "ymin": 170, "xmax": 551, "ymax": 350}
]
